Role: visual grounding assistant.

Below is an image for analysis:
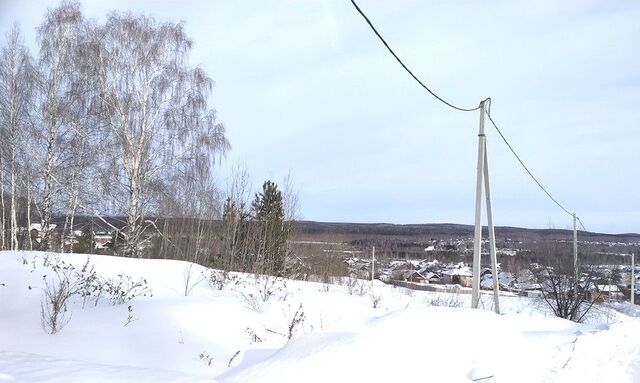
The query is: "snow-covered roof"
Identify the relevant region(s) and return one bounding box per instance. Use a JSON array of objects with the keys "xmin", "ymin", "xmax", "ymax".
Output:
[
  {"xmin": 597, "ymin": 285, "xmax": 621, "ymax": 293},
  {"xmin": 29, "ymin": 223, "xmax": 57, "ymax": 231},
  {"xmin": 422, "ymin": 272, "xmax": 439, "ymax": 280},
  {"xmin": 442, "ymin": 267, "xmax": 472, "ymax": 277}
]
